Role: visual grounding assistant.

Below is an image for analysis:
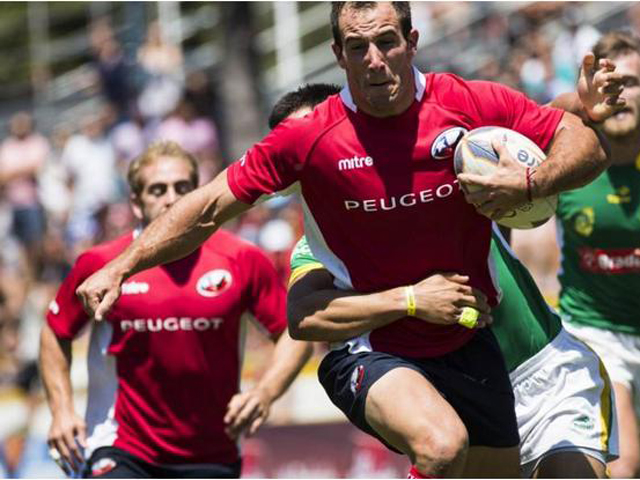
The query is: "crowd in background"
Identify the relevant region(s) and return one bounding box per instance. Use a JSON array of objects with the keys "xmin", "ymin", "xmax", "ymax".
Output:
[{"xmin": 0, "ymin": 2, "xmax": 638, "ymax": 477}]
